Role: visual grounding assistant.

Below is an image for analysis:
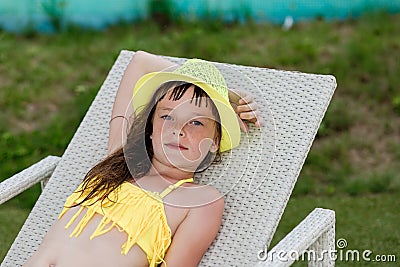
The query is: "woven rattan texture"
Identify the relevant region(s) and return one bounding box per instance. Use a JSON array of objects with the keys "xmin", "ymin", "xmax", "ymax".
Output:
[
  {"xmin": 1, "ymin": 50, "xmax": 336, "ymax": 267},
  {"xmin": 0, "ymin": 156, "xmax": 60, "ymax": 205},
  {"xmin": 255, "ymin": 208, "xmax": 335, "ymax": 266}
]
